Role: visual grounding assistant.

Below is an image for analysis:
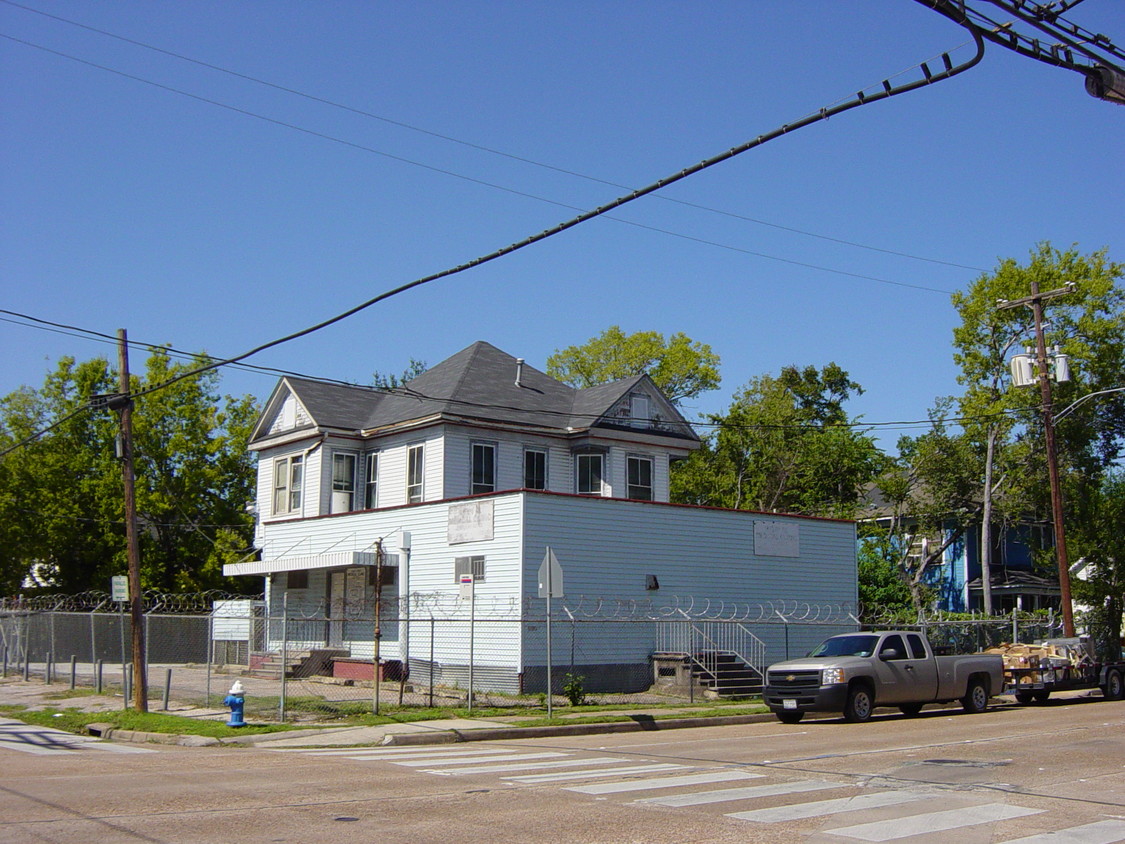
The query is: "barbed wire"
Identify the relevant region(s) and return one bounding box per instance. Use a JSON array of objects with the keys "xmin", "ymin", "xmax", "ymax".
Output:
[{"xmin": 0, "ymin": 589, "xmax": 263, "ymax": 614}]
